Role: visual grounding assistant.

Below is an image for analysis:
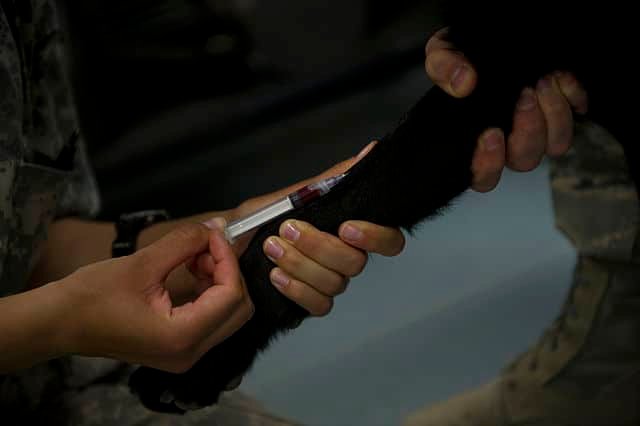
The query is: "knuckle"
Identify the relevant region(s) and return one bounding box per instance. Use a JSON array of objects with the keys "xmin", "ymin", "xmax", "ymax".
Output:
[
  {"xmin": 282, "ymin": 249, "xmax": 303, "ymax": 271},
  {"xmin": 543, "ymin": 98, "xmax": 568, "ymax": 117},
  {"xmin": 516, "ymin": 113, "xmax": 546, "ymax": 135},
  {"xmin": 230, "ymin": 285, "xmax": 254, "ymax": 317},
  {"xmin": 328, "ymin": 275, "xmax": 348, "ymax": 296},
  {"xmin": 228, "ymin": 284, "xmax": 248, "ymax": 308},
  {"xmin": 302, "ymin": 232, "xmax": 325, "ymax": 254},
  {"xmin": 346, "ymin": 251, "xmax": 368, "ymax": 277},
  {"xmin": 328, "ymin": 231, "xmax": 349, "ymax": 252}
]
